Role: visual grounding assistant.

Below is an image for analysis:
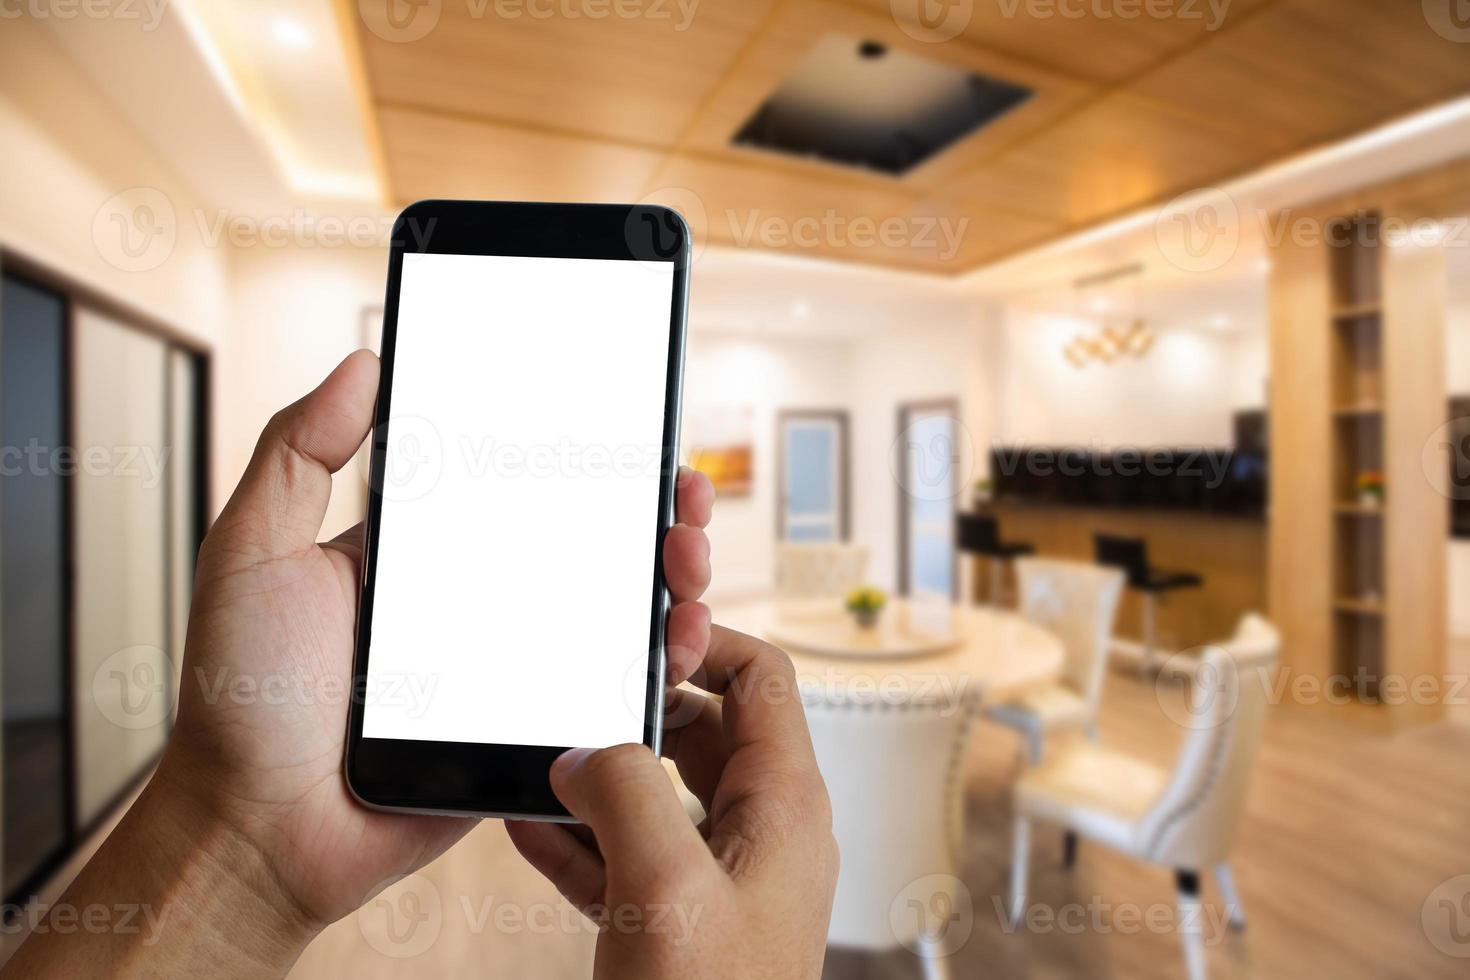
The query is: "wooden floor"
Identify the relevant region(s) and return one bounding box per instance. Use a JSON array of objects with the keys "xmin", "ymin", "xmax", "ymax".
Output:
[
  {"xmin": 6, "ymin": 660, "xmax": 1468, "ymax": 978},
  {"xmin": 286, "ymin": 663, "xmax": 1470, "ymax": 980},
  {"xmin": 823, "ymin": 667, "xmax": 1470, "ymax": 980}
]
